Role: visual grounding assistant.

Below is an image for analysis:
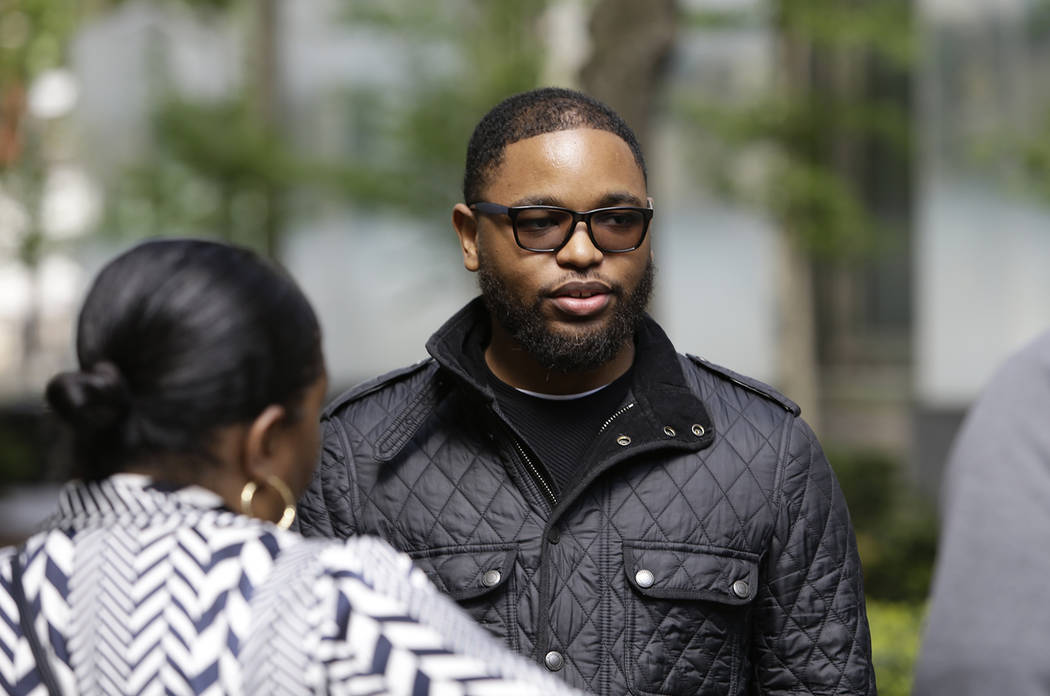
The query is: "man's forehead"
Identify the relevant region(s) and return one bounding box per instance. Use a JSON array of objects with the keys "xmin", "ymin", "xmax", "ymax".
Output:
[
  {"xmin": 502, "ymin": 127, "xmax": 630, "ymax": 156},
  {"xmin": 496, "ymin": 129, "xmax": 641, "ymax": 178},
  {"xmin": 472, "ymin": 128, "xmax": 646, "ymax": 208}
]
